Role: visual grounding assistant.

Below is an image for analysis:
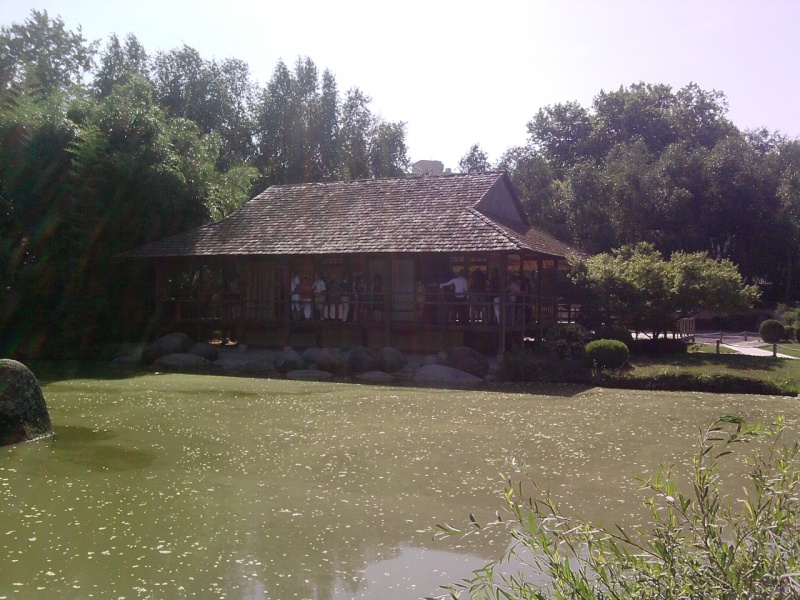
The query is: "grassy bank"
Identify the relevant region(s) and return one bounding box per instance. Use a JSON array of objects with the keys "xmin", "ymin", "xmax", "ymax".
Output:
[
  {"xmin": 603, "ymin": 352, "xmax": 800, "ymax": 396},
  {"xmin": 501, "ymin": 346, "xmax": 800, "ymax": 396}
]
